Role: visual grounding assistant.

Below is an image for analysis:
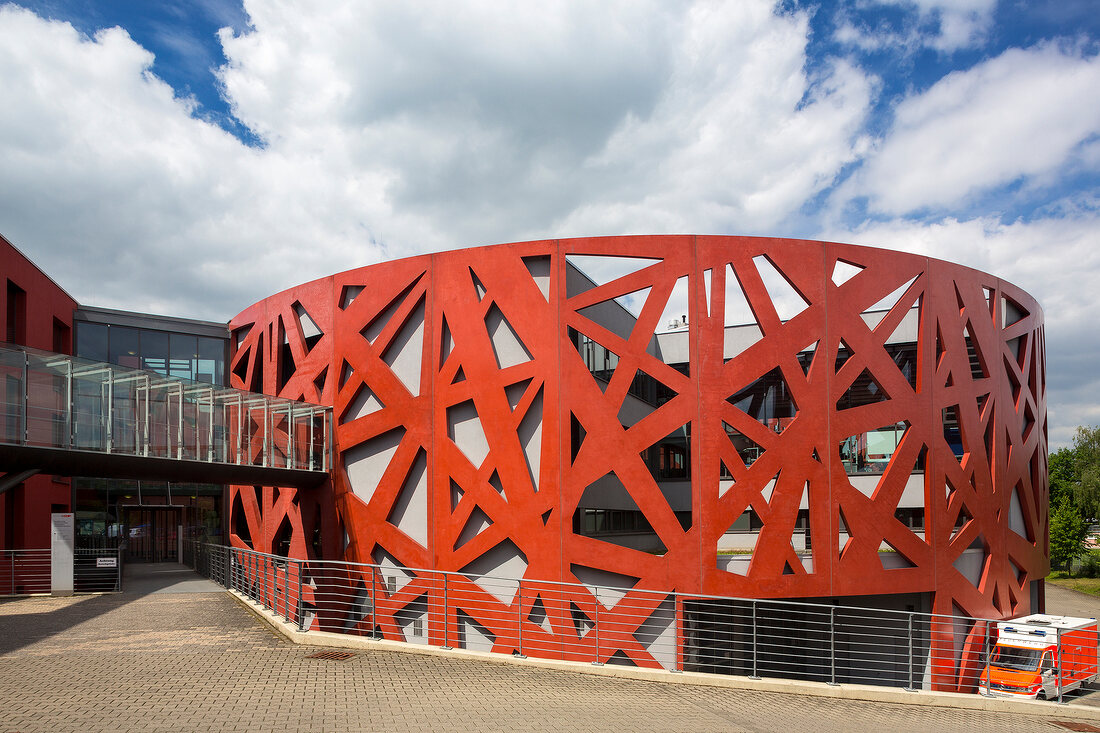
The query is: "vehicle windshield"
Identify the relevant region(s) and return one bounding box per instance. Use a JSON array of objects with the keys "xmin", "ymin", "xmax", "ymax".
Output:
[{"xmin": 990, "ymin": 645, "xmax": 1042, "ymax": 672}]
